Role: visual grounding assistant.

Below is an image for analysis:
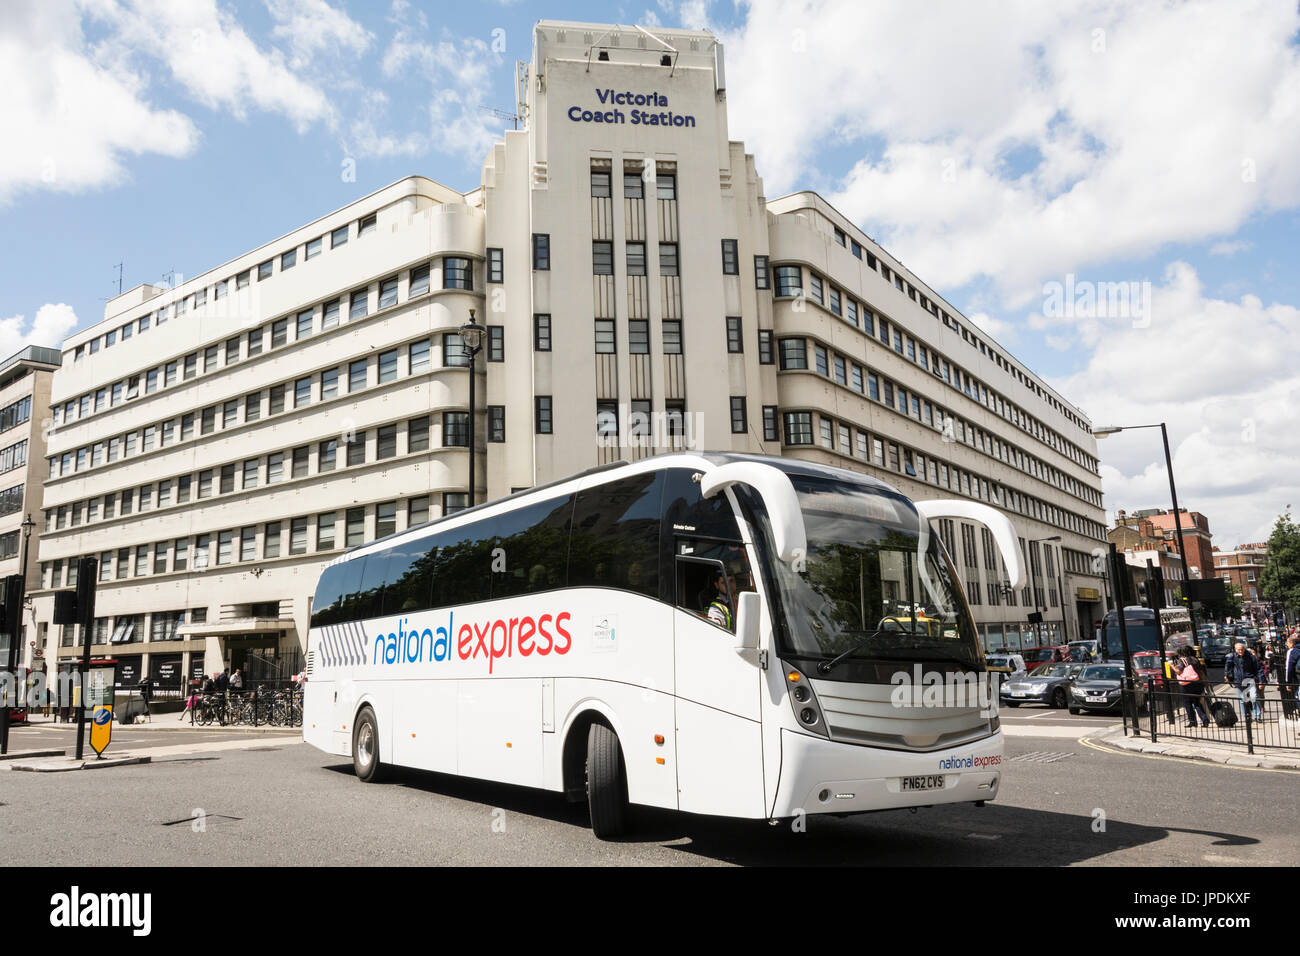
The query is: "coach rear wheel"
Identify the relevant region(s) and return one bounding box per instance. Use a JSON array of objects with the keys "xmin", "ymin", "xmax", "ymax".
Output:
[
  {"xmin": 585, "ymin": 723, "xmax": 629, "ymax": 839},
  {"xmin": 352, "ymin": 707, "xmax": 386, "ymax": 783}
]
